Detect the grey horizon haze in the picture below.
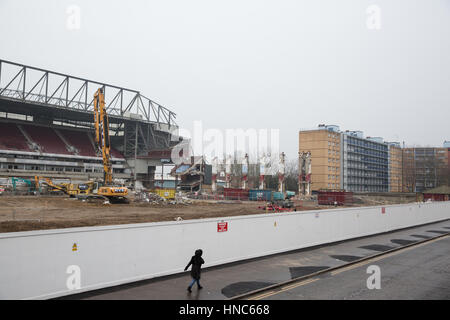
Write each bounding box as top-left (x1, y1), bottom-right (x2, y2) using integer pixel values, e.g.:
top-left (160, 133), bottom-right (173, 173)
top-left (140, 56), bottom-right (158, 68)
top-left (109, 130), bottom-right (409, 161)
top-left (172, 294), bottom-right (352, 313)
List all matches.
top-left (0, 0), bottom-right (449, 160)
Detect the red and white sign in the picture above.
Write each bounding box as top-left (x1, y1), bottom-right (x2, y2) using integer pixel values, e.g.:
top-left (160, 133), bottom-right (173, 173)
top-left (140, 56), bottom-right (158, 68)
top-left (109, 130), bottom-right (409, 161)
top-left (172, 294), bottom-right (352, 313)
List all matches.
top-left (217, 221), bottom-right (228, 232)
top-left (381, 207), bottom-right (386, 214)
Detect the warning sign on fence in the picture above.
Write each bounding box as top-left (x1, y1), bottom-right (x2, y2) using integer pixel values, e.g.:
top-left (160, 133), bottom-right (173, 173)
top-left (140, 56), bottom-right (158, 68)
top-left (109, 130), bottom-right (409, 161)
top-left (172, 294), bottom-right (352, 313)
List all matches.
top-left (217, 221), bottom-right (228, 232)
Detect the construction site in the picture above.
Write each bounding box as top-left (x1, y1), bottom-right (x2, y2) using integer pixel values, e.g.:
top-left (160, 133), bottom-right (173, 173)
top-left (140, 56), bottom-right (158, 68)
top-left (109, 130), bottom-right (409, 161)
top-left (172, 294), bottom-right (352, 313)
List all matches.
top-left (2, 1), bottom-right (450, 304)
top-left (0, 59), bottom-right (445, 234)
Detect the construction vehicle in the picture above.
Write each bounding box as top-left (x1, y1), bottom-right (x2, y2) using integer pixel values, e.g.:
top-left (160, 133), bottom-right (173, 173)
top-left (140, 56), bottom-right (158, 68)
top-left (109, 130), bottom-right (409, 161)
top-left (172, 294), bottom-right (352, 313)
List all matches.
top-left (11, 177), bottom-right (37, 193)
top-left (62, 181), bottom-right (97, 198)
top-left (91, 88), bottom-right (129, 203)
top-left (258, 190), bottom-right (296, 212)
top-left (35, 176), bottom-right (65, 194)
top-left (35, 176), bottom-right (95, 197)
top-left (276, 190), bottom-right (296, 208)
top-left (31, 89), bottom-right (128, 203)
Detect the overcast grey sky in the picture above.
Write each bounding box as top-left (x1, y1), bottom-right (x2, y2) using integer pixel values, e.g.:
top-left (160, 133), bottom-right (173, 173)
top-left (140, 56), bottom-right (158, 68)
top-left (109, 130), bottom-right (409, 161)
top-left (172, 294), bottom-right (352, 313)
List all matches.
top-left (1, 0), bottom-right (449, 160)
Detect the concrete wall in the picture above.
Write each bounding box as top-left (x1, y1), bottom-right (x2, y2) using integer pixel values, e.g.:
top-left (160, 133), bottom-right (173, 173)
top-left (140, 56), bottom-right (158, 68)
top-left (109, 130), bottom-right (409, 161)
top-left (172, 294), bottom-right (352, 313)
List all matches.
top-left (1, 201), bottom-right (449, 300)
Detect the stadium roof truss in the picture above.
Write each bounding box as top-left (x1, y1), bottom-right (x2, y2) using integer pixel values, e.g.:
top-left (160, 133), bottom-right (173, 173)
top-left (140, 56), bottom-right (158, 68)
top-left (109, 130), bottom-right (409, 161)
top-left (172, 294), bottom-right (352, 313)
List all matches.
top-left (0, 59), bottom-right (177, 128)
top-left (0, 59), bottom-right (179, 158)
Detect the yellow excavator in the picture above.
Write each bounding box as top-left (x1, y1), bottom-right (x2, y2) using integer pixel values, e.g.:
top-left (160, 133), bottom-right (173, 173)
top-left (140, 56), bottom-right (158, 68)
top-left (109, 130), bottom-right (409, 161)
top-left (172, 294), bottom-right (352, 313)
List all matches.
top-left (34, 89), bottom-right (128, 203)
top-left (91, 87), bottom-right (129, 203)
top-left (35, 176), bottom-right (95, 197)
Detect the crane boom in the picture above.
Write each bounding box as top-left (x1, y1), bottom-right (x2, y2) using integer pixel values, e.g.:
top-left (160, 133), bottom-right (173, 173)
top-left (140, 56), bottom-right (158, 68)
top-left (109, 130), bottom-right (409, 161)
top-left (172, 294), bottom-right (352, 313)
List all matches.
top-left (92, 87), bottom-right (128, 203)
top-left (94, 88), bottom-right (113, 185)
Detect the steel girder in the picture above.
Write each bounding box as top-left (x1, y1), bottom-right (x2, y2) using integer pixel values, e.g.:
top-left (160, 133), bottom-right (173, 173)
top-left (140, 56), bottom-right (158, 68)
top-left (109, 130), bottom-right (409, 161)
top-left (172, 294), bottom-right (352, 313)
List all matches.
top-left (0, 59), bottom-right (177, 129)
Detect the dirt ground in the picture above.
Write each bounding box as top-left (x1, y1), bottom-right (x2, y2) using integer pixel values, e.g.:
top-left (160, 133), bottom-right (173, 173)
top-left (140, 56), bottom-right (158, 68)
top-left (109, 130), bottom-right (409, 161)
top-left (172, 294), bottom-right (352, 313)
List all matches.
top-left (0, 196), bottom-right (294, 233)
top-left (0, 194), bottom-right (416, 233)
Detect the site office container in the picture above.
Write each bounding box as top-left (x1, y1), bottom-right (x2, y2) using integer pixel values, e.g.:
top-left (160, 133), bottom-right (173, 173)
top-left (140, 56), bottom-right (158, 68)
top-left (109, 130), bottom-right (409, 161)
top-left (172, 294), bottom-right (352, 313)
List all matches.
top-left (272, 192), bottom-right (285, 201)
top-left (318, 190), bottom-right (353, 205)
top-left (286, 191), bottom-right (296, 198)
top-left (223, 188), bottom-right (249, 200)
top-left (248, 189), bottom-right (272, 201)
top-left (423, 193), bottom-right (448, 201)
top-left (150, 188), bottom-right (176, 200)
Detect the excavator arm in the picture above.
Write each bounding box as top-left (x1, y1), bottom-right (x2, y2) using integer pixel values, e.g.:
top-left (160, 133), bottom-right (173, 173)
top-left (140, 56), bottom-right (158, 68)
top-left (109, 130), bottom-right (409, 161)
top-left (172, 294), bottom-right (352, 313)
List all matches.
top-left (93, 88), bottom-right (113, 185)
top-left (92, 88), bottom-right (128, 203)
top-left (35, 176), bottom-right (68, 194)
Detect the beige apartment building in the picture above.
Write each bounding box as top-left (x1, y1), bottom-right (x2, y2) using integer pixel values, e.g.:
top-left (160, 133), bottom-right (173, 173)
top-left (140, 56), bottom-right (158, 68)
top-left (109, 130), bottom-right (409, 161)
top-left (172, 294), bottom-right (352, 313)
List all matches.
top-left (300, 125), bottom-right (400, 193)
top-left (299, 125), bottom-right (341, 191)
top-left (388, 143), bottom-right (403, 192)
top-left (300, 126), bottom-right (448, 194)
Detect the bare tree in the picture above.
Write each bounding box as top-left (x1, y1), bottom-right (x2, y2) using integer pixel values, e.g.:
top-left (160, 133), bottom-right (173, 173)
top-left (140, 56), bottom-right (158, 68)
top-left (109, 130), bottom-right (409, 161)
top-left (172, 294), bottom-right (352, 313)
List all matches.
top-left (285, 159), bottom-right (299, 192)
top-left (402, 149), bottom-right (415, 192)
top-left (402, 148), bottom-right (450, 192)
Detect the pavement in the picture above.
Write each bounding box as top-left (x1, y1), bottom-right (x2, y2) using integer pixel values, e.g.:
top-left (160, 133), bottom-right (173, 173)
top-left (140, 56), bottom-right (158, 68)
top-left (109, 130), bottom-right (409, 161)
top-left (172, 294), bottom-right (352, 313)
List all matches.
top-left (61, 219), bottom-right (450, 300)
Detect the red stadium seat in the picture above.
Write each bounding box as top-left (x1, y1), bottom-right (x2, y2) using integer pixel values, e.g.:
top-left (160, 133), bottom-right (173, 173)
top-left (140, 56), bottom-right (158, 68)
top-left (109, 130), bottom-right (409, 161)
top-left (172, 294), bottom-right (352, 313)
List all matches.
top-left (110, 148), bottom-right (124, 159)
top-left (23, 125), bottom-right (71, 155)
top-left (0, 123), bottom-right (124, 159)
top-left (0, 123), bottom-right (31, 151)
top-left (59, 129), bottom-right (97, 157)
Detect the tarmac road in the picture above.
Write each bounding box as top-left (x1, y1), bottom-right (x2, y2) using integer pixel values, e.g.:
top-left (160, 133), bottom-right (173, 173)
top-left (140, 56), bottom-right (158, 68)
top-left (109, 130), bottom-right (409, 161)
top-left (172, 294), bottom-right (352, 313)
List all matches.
top-left (61, 219), bottom-right (450, 300)
top-left (254, 235), bottom-right (450, 300)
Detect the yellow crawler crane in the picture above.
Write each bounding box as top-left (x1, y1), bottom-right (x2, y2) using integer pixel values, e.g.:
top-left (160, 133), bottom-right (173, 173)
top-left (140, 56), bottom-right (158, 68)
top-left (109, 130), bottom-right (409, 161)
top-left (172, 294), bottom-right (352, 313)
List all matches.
top-left (92, 88), bottom-right (129, 203)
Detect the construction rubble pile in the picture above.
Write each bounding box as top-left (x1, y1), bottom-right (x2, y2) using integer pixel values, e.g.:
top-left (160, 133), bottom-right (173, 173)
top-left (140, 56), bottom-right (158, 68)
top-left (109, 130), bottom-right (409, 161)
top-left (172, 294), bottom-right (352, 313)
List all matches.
top-left (134, 191), bottom-right (193, 205)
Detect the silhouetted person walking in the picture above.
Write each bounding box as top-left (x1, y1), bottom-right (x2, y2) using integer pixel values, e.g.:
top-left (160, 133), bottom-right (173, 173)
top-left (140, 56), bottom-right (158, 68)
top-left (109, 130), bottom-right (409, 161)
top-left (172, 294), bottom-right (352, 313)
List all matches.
top-left (184, 249), bottom-right (204, 292)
